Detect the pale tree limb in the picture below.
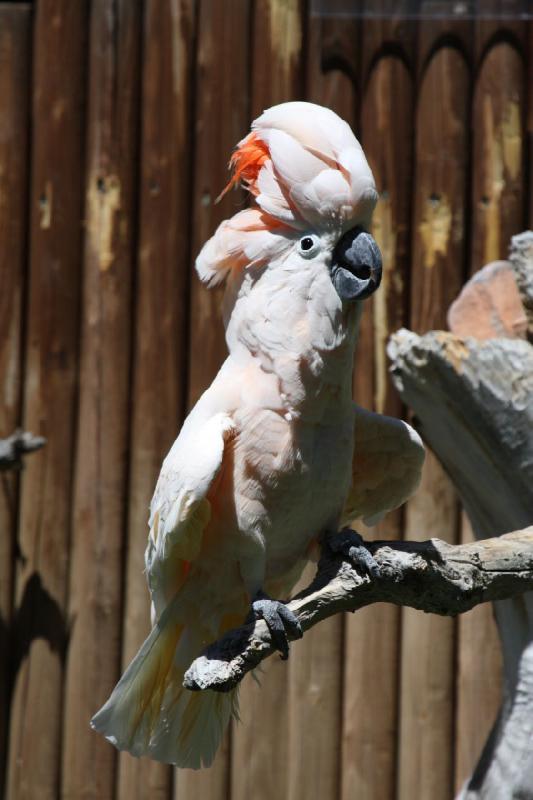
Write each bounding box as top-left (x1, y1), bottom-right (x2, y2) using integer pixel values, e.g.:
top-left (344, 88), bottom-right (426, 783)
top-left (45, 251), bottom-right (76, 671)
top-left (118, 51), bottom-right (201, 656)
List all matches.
top-left (0, 430), bottom-right (46, 471)
top-left (184, 526), bottom-right (533, 693)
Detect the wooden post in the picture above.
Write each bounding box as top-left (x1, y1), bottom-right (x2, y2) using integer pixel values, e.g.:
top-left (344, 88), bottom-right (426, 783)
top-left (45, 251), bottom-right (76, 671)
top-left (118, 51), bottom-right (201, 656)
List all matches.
top-left (397, 44), bottom-right (470, 800)
top-left (0, 6), bottom-right (31, 795)
top-left (62, 2), bottom-right (142, 798)
top-left (6, 3), bottom-right (88, 798)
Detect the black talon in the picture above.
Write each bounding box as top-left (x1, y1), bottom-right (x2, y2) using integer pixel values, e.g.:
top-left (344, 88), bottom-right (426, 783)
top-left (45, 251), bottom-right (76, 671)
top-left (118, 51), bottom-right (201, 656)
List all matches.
top-left (328, 528), bottom-right (381, 579)
top-left (250, 591), bottom-right (303, 660)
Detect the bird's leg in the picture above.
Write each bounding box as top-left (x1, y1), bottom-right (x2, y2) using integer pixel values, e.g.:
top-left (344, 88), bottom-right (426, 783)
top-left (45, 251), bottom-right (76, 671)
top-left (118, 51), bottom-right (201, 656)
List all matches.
top-left (327, 527), bottom-right (381, 579)
top-left (247, 590), bottom-right (303, 660)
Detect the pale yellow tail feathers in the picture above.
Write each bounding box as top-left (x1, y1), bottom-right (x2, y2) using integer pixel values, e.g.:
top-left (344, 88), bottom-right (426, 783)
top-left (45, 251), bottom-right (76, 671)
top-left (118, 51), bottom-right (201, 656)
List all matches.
top-left (91, 604), bottom-right (238, 769)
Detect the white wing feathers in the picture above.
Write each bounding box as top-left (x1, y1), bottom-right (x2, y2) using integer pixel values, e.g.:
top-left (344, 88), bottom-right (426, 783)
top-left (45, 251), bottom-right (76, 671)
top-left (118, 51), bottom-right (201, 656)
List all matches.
top-left (343, 405), bottom-right (425, 528)
top-left (145, 412), bottom-right (235, 618)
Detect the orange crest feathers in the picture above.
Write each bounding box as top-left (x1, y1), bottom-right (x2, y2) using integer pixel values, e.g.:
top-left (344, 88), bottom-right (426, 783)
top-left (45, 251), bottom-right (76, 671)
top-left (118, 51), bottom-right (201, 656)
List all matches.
top-left (216, 132), bottom-right (270, 203)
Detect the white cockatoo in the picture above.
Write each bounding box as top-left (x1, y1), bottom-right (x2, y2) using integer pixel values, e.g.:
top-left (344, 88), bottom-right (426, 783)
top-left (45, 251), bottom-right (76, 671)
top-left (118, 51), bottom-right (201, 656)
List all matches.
top-left (91, 101), bottom-right (424, 769)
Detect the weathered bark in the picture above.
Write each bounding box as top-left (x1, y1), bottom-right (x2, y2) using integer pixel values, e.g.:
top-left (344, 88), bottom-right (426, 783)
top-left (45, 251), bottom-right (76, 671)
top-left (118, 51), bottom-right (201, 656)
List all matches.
top-left (388, 233), bottom-right (533, 800)
top-left (184, 528), bottom-right (533, 693)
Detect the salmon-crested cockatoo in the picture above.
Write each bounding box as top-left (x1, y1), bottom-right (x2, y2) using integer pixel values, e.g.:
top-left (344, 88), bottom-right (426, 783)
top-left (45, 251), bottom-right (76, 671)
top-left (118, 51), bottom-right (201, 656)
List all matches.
top-left (91, 101), bottom-right (424, 769)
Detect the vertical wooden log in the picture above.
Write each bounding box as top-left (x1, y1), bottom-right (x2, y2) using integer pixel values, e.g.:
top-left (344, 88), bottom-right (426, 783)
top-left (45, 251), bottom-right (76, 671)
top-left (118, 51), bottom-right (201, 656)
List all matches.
top-left (5, 3), bottom-right (88, 798)
top-left (340, 52), bottom-right (414, 800)
top-left (61, 3), bottom-right (142, 798)
top-left (186, 0), bottom-right (251, 411)
top-left (230, 4), bottom-right (304, 800)
top-left (471, 43), bottom-right (525, 274)
top-left (0, 6), bottom-right (31, 795)
top-left (250, 0), bottom-right (303, 118)
top-left (399, 45), bottom-right (470, 800)
top-left (454, 39), bottom-right (525, 792)
top-left (176, 3), bottom-right (251, 799)
top-left (116, 2), bottom-right (195, 799)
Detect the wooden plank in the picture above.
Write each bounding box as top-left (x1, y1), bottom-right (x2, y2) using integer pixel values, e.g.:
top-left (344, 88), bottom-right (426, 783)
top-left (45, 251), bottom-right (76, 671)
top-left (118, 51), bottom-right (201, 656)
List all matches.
top-left (5, 3), bottom-right (88, 798)
top-left (453, 38), bottom-right (526, 792)
top-left (399, 44), bottom-right (469, 800)
top-left (186, 0), bottom-right (252, 411)
top-left (250, 0), bottom-right (303, 119)
top-left (341, 53), bottom-right (414, 800)
top-left (230, 4), bottom-right (306, 799)
top-left (176, 3), bottom-right (251, 799)
top-left (470, 42), bottom-right (525, 274)
top-left (61, 2), bottom-right (142, 798)
top-left (116, 2), bottom-right (195, 798)
top-left (0, 6), bottom-right (31, 795)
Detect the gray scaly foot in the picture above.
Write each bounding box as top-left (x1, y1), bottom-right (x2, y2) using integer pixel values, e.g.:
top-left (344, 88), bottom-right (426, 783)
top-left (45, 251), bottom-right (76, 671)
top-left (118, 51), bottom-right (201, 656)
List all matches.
top-left (249, 591), bottom-right (303, 660)
top-left (328, 527), bottom-right (381, 579)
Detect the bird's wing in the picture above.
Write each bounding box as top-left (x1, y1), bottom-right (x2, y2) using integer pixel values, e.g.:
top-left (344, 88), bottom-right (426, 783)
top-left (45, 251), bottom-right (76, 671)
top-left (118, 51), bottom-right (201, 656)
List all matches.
top-left (145, 412), bottom-right (235, 619)
top-left (342, 405), bottom-right (425, 527)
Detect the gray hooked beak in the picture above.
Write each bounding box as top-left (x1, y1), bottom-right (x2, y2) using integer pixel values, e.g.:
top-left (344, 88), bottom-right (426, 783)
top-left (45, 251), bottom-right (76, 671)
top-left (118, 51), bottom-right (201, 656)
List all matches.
top-left (330, 227), bottom-right (383, 302)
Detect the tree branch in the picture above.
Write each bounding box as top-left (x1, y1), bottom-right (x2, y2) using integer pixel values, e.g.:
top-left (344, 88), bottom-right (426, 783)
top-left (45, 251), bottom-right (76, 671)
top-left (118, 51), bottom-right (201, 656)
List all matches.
top-left (183, 527), bottom-right (533, 693)
top-left (0, 430), bottom-right (46, 471)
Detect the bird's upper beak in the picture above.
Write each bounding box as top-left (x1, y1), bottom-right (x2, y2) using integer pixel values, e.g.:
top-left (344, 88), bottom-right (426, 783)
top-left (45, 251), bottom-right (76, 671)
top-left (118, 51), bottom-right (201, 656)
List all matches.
top-left (330, 227), bottom-right (382, 302)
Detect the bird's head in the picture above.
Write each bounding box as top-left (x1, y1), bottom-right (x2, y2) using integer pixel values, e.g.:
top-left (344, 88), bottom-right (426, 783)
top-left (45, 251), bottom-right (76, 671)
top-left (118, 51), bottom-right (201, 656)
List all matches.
top-left (196, 101), bottom-right (382, 308)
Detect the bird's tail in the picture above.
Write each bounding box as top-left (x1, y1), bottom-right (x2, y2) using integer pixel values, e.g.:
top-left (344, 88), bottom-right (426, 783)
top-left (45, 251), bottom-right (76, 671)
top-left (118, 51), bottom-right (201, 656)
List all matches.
top-left (90, 600), bottom-right (238, 770)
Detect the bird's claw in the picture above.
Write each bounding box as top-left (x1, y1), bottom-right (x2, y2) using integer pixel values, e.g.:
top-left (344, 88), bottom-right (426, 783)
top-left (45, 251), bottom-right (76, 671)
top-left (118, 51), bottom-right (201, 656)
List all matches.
top-left (328, 528), bottom-right (381, 579)
top-left (250, 591), bottom-right (303, 660)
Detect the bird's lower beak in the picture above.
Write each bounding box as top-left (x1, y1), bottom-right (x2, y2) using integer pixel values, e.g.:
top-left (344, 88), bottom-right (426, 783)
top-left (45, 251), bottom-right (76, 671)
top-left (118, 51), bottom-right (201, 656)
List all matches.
top-left (330, 227), bottom-right (383, 302)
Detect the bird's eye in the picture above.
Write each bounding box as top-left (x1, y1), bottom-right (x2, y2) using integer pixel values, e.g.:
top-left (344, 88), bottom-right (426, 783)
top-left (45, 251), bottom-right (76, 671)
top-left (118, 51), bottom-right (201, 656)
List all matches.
top-left (298, 234), bottom-right (320, 259)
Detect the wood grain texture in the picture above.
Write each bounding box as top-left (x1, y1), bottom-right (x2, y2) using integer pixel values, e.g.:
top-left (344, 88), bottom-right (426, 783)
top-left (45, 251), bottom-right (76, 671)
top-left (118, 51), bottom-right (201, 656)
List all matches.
top-left (5, 3), bottom-right (88, 798)
top-left (0, 6), bottom-right (31, 795)
top-left (116, 2), bottom-right (196, 798)
top-left (61, 2), bottom-right (142, 798)
top-left (398, 46), bottom-right (469, 800)
top-left (251, 0), bottom-right (303, 119)
top-left (471, 43), bottom-right (525, 275)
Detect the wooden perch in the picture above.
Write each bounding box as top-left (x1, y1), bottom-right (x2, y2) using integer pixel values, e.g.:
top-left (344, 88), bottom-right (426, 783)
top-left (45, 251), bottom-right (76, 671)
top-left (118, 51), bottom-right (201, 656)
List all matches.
top-left (184, 527), bottom-right (533, 693)
top-left (0, 430), bottom-right (46, 471)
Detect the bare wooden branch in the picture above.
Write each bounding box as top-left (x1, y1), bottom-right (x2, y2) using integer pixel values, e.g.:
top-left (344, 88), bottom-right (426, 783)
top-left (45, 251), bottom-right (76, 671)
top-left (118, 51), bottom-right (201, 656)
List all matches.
top-left (0, 430), bottom-right (45, 471)
top-left (183, 527), bottom-right (533, 693)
